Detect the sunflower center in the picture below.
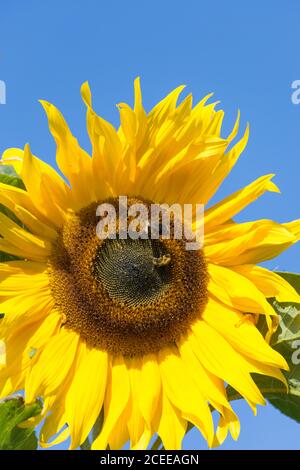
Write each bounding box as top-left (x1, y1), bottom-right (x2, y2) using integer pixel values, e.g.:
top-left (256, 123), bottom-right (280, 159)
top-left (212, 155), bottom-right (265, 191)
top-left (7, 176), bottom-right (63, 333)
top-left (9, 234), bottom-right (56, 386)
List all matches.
top-left (94, 239), bottom-right (172, 308)
top-left (48, 197), bottom-right (208, 356)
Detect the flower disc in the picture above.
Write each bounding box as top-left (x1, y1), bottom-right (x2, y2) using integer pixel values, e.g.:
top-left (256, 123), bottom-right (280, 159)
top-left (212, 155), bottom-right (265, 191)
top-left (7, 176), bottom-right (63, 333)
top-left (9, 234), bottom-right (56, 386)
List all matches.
top-left (48, 198), bottom-right (208, 356)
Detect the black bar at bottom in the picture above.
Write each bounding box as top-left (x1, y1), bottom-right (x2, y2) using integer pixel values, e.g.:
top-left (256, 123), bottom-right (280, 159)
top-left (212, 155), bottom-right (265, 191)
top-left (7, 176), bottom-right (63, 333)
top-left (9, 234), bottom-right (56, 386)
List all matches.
top-left (0, 450), bottom-right (299, 465)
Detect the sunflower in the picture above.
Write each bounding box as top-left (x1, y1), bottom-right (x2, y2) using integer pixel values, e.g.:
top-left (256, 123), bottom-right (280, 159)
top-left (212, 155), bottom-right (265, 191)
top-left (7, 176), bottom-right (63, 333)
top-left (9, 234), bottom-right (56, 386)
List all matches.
top-left (0, 79), bottom-right (299, 450)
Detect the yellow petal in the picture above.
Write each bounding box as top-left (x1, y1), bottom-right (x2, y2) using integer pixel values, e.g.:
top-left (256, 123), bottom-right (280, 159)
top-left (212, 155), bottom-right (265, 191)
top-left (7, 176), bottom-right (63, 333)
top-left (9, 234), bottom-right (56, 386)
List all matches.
top-left (179, 334), bottom-right (241, 445)
top-left (40, 100), bottom-right (95, 209)
top-left (208, 263), bottom-right (276, 316)
top-left (205, 219), bottom-right (297, 265)
top-left (212, 408), bottom-right (240, 447)
top-left (178, 334), bottom-right (232, 411)
top-left (0, 260), bottom-right (49, 297)
top-left (284, 219), bottom-right (300, 238)
top-left (159, 346), bottom-right (214, 447)
top-left (202, 297), bottom-right (288, 369)
top-left (148, 85), bottom-right (186, 129)
top-left (0, 341), bottom-right (5, 366)
top-left (80, 81), bottom-right (122, 199)
top-left (12, 204), bottom-right (57, 241)
top-left (25, 328), bottom-right (79, 402)
top-left (232, 265), bottom-right (300, 303)
top-left (241, 354), bottom-right (288, 389)
top-left (157, 392), bottom-right (187, 450)
top-left (40, 427), bottom-right (69, 448)
top-left (40, 396), bottom-right (70, 448)
top-left (200, 124), bottom-right (249, 204)
top-left (108, 408), bottom-right (130, 450)
top-left (0, 182), bottom-right (54, 228)
top-left (1, 148), bottom-right (23, 174)
top-left (205, 174), bottom-right (279, 231)
top-left (118, 102), bottom-right (137, 145)
top-left (0, 311), bottom-right (62, 398)
top-left (92, 357), bottom-right (130, 450)
top-left (21, 144), bottom-right (71, 226)
top-left (125, 357), bottom-right (149, 449)
top-left (66, 346), bottom-right (108, 450)
top-left (138, 354), bottom-right (161, 430)
top-left (133, 77), bottom-right (148, 153)
top-left (0, 291), bottom-right (53, 339)
top-left (190, 321), bottom-right (265, 407)
top-left (0, 212), bottom-right (52, 262)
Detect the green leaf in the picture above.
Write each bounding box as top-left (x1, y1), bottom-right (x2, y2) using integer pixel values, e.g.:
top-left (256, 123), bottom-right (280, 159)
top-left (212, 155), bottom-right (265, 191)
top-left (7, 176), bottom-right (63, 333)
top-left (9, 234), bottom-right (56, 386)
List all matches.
top-left (0, 172), bottom-right (25, 190)
top-left (0, 396), bottom-right (42, 450)
top-left (276, 272), bottom-right (300, 294)
top-left (265, 273), bottom-right (300, 422)
top-left (0, 165), bottom-right (18, 177)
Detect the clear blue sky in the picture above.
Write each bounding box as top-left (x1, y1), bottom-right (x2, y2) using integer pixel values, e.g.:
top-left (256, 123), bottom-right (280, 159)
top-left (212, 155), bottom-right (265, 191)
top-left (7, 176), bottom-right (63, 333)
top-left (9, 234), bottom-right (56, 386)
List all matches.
top-left (1, 0), bottom-right (300, 450)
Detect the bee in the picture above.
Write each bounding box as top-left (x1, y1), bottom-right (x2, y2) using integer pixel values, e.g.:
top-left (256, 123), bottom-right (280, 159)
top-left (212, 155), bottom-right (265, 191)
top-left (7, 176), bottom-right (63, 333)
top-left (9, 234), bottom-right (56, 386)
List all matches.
top-left (152, 254), bottom-right (171, 267)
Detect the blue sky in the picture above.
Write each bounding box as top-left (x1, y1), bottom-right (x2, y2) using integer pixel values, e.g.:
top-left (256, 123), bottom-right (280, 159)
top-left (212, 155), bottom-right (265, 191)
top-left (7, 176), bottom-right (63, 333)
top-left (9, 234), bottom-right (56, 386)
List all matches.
top-left (1, 0), bottom-right (300, 450)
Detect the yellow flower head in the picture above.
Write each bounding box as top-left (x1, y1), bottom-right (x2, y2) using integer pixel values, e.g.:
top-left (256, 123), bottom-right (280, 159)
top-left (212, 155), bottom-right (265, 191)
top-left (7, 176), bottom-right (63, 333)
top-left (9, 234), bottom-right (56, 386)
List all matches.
top-left (0, 79), bottom-right (299, 450)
